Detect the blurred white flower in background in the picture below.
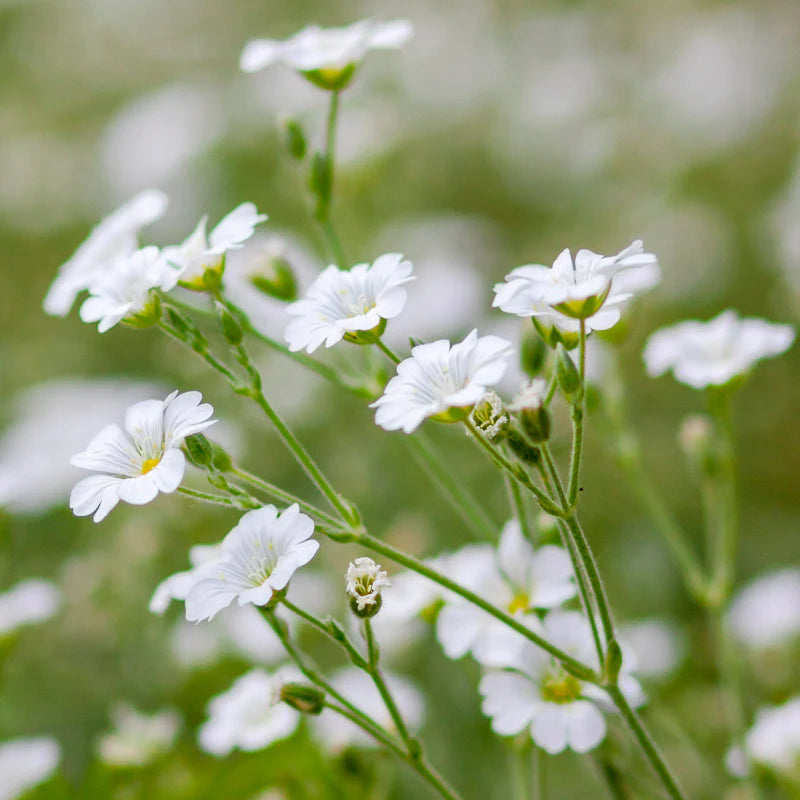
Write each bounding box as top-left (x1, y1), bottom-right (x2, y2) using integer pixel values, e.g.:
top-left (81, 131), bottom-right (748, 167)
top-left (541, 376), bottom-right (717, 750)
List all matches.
top-left (199, 667), bottom-right (301, 756)
top-left (0, 580), bottom-right (61, 637)
top-left (70, 390), bottom-right (215, 522)
top-left (617, 619), bottom-right (687, 681)
top-left (313, 666), bottom-right (424, 751)
top-left (741, 697), bottom-right (800, 778)
top-left (729, 568), bottom-right (800, 651)
top-left (767, 155), bottom-right (800, 299)
top-left (644, 311), bottom-right (795, 389)
top-left (96, 704), bottom-right (181, 768)
top-left (0, 737), bottom-right (60, 800)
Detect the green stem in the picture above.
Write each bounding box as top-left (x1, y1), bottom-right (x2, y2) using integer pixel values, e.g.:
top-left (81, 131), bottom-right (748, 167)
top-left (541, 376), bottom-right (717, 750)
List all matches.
top-left (322, 700), bottom-right (406, 758)
top-left (176, 486), bottom-right (244, 509)
top-left (567, 322), bottom-right (586, 507)
top-left (375, 338), bottom-right (402, 364)
top-left (319, 91), bottom-right (347, 268)
top-left (158, 320), bottom-right (240, 386)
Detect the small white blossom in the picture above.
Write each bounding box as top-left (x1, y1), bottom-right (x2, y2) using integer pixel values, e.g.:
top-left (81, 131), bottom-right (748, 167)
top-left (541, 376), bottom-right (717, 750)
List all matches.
top-left (96, 704), bottom-right (181, 767)
top-left (493, 241), bottom-right (659, 332)
top-left (79, 246), bottom-right (178, 332)
top-left (43, 189), bottom-right (167, 317)
top-left (240, 20), bottom-right (412, 84)
top-left (0, 579), bottom-right (61, 637)
top-left (345, 557), bottom-right (391, 611)
top-left (70, 390), bottom-right (215, 522)
top-left (372, 329), bottom-right (514, 433)
top-left (469, 390), bottom-right (508, 441)
top-left (163, 203), bottom-right (267, 289)
top-left (0, 737), bottom-right (60, 800)
top-left (509, 378), bottom-right (548, 412)
top-left (644, 310), bottom-right (795, 389)
top-left (617, 619), bottom-right (687, 681)
top-left (149, 544), bottom-right (222, 615)
top-left (742, 697), bottom-right (800, 776)
top-left (185, 504), bottom-right (318, 622)
top-left (729, 568), bottom-right (800, 650)
top-left (284, 253), bottom-right (414, 353)
top-left (199, 667), bottom-right (301, 756)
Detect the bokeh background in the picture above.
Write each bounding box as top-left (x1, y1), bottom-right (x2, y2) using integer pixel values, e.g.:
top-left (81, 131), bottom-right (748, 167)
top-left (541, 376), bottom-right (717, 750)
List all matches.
top-left (1, 0), bottom-right (799, 798)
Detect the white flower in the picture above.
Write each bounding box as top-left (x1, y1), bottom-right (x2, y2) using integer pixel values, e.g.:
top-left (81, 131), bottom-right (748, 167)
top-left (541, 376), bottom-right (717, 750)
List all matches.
top-left (198, 667), bottom-right (301, 756)
top-left (149, 544), bottom-right (222, 615)
top-left (644, 310), bottom-right (795, 389)
top-left (469, 390), bottom-right (509, 441)
top-left (185, 504), bottom-right (318, 622)
top-left (509, 378), bottom-right (548, 412)
top-left (163, 203), bottom-right (267, 289)
top-left (436, 521), bottom-right (576, 666)
top-left (240, 19), bottom-right (413, 88)
top-left (313, 666), bottom-right (424, 751)
top-left (743, 697), bottom-right (800, 776)
top-left (617, 619), bottom-right (686, 681)
top-left (69, 390), bottom-right (215, 522)
top-left (284, 253), bottom-right (414, 353)
top-left (479, 610), bottom-right (641, 754)
top-left (728, 568), bottom-right (800, 650)
top-left (0, 737), bottom-right (60, 800)
top-left (345, 557), bottom-right (391, 611)
top-left (79, 246), bottom-right (178, 332)
top-left (493, 241), bottom-right (659, 333)
top-left (0, 580), bottom-right (61, 637)
top-left (372, 329), bottom-right (514, 433)
top-left (96, 704), bottom-right (181, 767)
top-left (43, 189), bottom-right (167, 317)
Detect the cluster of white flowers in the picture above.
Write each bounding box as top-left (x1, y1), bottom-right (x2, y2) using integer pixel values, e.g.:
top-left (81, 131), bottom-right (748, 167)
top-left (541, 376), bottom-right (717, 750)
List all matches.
top-left (96, 704), bottom-right (182, 768)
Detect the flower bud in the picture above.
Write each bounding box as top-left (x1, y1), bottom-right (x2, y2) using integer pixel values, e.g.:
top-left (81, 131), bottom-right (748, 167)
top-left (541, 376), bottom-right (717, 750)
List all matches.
top-left (469, 391), bottom-right (509, 442)
top-left (249, 256), bottom-right (298, 302)
top-left (184, 433), bottom-right (214, 467)
top-left (211, 443), bottom-right (233, 473)
top-left (346, 557), bottom-right (390, 618)
top-left (510, 380), bottom-right (551, 444)
top-left (282, 117), bottom-right (307, 160)
top-left (506, 428), bottom-right (541, 466)
top-left (215, 302), bottom-right (243, 346)
top-left (532, 318), bottom-right (579, 351)
top-left (520, 327), bottom-right (548, 376)
top-left (310, 152), bottom-right (332, 216)
top-left (280, 682), bottom-right (325, 715)
top-left (556, 345), bottom-right (582, 396)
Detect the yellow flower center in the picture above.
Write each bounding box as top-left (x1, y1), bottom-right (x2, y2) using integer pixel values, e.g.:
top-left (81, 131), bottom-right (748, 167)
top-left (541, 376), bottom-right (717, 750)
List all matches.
top-left (507, 593), bottom-right (529, 615)
top-left (141, 458), bottom-right (160, 474)
top-left (541, 673), bottom-right (582, 704)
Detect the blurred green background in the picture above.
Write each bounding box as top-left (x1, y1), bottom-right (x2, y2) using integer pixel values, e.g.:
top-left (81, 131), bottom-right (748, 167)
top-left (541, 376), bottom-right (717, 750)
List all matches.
top-left (1, 0), bottom-right (799, 798)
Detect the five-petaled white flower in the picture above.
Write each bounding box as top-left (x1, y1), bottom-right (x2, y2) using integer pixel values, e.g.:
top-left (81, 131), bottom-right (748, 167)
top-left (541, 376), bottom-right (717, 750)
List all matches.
top-left (493, 240), bottom-right (659, 333)
top-left (79, 246), bottom-right (178, 332)
top-left (69, 390), bottom-right (215, 522)
top-left (184, 504), bottom-right (319, 622)
top-left (285, 253), bottom-right (414, 353)
top-left (198, 667), bottom-right (301, 756)
top-left (643, 310), bottom-right (795, 389)
top-left (0, 579), bottom-right (61, 637)
top-left (0, 737), bottom-right (60, 800)
top-left (43, 189), bottom-right (168, 317)
top-left (346, 557), bottom-right (391, 611)
top-left (163, 203), bottom-right (267, 290)
top-left (372, 329), bottom-right (514, 433)
top-left (436, 521), bottom-right (576, 666)
top-left (240, 19), bottom-right (413, 90)
top-left (96, 705), bottom-right (181, 768)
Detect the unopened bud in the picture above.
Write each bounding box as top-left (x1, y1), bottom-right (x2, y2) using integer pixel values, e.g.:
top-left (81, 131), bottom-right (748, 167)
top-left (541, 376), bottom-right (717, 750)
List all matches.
top-left (521, 327), bottom-right (548, 376)
top-left (184, 433), bottom-right (214, 467)
top-left (282, 118), bottom-right (307, 160)
top-left (556, 345), bottom-right (581, 396)
top-left (250, 256), bottom-right (298, 302)
top-left (510, 380), bottom-right (551, 443)
top-left (216, 302), bottom-right (243, 346)
top-left (506, 428), bottom-right (541, 466)
top-left (280, 683), bottom-right (325, 715)
top-left (470, 391), bottom-right (509, 442)
top-left (211, 443), bottom-right (233, 473)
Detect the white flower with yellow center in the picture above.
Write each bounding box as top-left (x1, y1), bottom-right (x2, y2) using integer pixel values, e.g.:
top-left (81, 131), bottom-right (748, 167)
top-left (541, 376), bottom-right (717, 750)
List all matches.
top-left (0, 737), bottom-right (60, 800)
top-left (372, 329), bottom-right (514, 433)
top-left (284, 253), bottom-right (414, 353)
top-left (69, 390), bottom-right (215, 522)
top-left (240, 19), bottom-right (413, 91)
top-left (345, 557), bottom-right (390, 611)
top-left (44, 189), bottom-right (168, 317)
top-left (163, 203), bottom-right (267, 290)
top-left (644, 310), bottom-right (795, 389)
top-left (96, 705), bottom-right (181, 768)
top-left (184, 504), bottom-right (318, 622)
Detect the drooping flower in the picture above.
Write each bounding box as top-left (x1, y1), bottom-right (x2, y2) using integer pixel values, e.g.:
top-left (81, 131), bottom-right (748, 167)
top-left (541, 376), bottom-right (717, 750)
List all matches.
top-left (284, 253), bottom-right (414, 353)
top-left (436, 521), bottom-right (576, 666)
top-left (493, 241), bottom-right (659, 334)
top-left (198, 667), bottom-right (301, 756)
top-left (240, 20), bottom-right (413, 90)
top-left (69, 390), bottom-right (215, 522)
top-left (163, 203), bottom-right (267, 290)
top-left (742, 697), bottom-right (800, 777)
top-left (96, 705), bottom-right (181, 768)
top-left (0, 737), bottom-right (60, 800)
top-left (184, 504), bottom-right (318, 622)
top-left (372, 329), bottom-right (514, 433)
top-left (345, 557), bottom-right (390, 613)
top-left (643, 310), bottom-right (795, 389)
top-left (0, 579), bottom-right (61, 637)
top-left (79, 246), bottom-right (179, 332)
top-left (43, 189), bottom-right (168, 317)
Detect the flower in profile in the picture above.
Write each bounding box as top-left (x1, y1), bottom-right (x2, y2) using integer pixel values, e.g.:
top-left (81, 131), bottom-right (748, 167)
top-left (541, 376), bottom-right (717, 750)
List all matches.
top-left (284, 253), bottom-right (414, 353)
top-left (198, 667), bottom-right (301, 756)
top-left (43, 189), bottom-right (167, 317)
top-left (0, 579), bottom-right (61, 637)
top-left (185, 504), bottom-right (318, 622)
top-left (240, 20), bottom-right (413, 90)
top-left (96, 705), bottom-right (181, 768)
top-left (149, 544), bottom-right (222, 615)
top-left (643, 310), bottom-right (795, 389)
top-left (741, 697), bottom-right (800, 777)
top-left (69, 390), bottom-right (215, 522)
top-left (372, 329), bottom-right (514, 433)
top-left (163, 203), bottom-right (267, 291)
top-left (0, 737), bottom-right (60, 800)
top-left (346, 557), bottom-right (390, 614)
top-left (436, 521), bottom-right (576, 666)
top-left (78, 246), bottom-right (178, 332)
top-left (493, 240), bottom-right (659, 334)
